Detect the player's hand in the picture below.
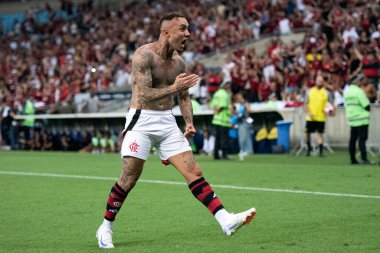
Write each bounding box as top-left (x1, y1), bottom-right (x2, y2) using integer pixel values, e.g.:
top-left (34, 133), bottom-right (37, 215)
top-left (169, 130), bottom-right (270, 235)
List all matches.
top-left (184, 123), bottom-right (196, 139)
top-left (173, 73), bottom-right (199, 93)
top-left (308, 113), bottom-right (314, 120)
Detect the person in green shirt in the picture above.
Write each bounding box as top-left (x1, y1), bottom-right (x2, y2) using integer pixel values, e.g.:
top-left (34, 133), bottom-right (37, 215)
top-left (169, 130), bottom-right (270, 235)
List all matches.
top-left (210, 81), bottom-right (231, 160)
top-left (344, 74), bottom-right (373, 165)
top-left (21, 98), bottom-right (35, 150)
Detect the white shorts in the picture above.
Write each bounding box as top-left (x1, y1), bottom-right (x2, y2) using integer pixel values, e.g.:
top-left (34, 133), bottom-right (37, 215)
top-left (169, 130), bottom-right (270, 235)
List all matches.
top-left (120, 108), bottom-right (191, 161)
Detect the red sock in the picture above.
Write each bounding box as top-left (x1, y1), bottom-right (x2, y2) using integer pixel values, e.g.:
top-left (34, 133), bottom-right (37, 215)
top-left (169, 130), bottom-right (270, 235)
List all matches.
top-left (189, 177), bottom-right (224, 215)
top-left (104, 182), bottom-right (129, 221)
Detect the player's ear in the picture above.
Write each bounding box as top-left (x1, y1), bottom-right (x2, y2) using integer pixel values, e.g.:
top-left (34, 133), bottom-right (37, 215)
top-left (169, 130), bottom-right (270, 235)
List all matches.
top-left (163, 28), bottom-right (170, 38)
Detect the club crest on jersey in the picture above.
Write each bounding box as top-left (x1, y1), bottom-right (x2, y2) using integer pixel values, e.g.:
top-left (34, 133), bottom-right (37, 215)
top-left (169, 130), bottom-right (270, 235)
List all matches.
top-left (129, 140), bottom-right (139, 152)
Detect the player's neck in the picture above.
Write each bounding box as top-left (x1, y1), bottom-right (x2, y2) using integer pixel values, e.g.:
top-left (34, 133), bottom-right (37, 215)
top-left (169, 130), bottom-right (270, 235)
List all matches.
top-left (155, 39), bottom-right (174, 60)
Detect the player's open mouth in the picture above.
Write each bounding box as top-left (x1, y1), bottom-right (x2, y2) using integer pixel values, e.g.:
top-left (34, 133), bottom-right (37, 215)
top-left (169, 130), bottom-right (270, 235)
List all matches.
top-left (179, 40), bottom-right (186, 50)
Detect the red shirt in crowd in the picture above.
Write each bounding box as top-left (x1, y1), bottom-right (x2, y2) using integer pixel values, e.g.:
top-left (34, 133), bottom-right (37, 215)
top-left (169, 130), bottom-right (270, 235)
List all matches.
top-left (259, 82), bottom-right (272, 101)
top-left (60, 83), bottom-right (72, 101)
top-left (285, 72), bottom-right (302, 88)
top-left (249, 78), bottom-right (260, 93)
top-left (306, 76), bottom-right (316, 88)
top-left (207, 75), bottom-right (222, 94)
top-left (362, 57), bottom-right (380, 79)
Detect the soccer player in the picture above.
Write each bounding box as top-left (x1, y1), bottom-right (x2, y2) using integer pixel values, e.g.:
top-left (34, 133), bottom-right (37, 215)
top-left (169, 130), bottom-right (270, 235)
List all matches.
top-left (96, 13), bottom-right (256, 249)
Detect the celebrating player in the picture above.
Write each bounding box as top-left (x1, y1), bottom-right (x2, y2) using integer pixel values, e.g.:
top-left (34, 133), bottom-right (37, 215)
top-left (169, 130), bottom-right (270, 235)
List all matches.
top-left (96, 13), bottom-right (256, 249)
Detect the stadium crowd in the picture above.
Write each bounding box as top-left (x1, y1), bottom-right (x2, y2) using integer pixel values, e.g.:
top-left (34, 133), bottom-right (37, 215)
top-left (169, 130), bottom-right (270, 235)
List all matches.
top-left (1, 0), bottom-right (380, 151)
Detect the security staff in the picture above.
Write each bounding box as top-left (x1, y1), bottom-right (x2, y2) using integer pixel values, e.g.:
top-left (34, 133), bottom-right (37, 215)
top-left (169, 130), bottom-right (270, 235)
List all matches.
top-left (210, 81), bottom-right (231, 160)
top-left (344, 74), bottom-right (373, 165)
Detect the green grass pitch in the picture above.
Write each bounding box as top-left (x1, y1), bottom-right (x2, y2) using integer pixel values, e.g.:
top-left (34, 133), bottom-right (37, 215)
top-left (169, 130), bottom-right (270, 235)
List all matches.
top-left (0, 150), bottom-right (380, 253)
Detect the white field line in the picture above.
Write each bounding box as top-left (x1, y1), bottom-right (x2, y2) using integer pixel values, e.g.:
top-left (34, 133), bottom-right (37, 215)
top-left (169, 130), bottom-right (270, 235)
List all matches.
top-left (1, 170), bottom-right (380, 199)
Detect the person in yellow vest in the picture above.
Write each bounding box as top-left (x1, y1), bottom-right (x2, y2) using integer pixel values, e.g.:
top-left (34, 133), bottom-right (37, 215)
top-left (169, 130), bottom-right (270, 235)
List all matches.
top-left (304, 75), bottom-right (335, 157)
top-left (99, 130), bottom-right (108, 153)
top-left (210, 81), bottom-right (231, 160)
top-left (344, 74), bottom-right (374, 165)
top-left (21, 98), bottom-right (35, 150)
top-left (103, 131), bottom-right (116, 153)
top-left (91, 130), bottom-right (101, 154)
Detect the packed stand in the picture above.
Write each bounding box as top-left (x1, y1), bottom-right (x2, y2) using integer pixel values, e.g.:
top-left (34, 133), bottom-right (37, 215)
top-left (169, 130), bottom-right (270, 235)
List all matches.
top-left (0, 0), bottom-right (319, 115)
top-left (203, 0), bottom-right (380, 108)
top-left (2, 0), bottom-right (380, 152)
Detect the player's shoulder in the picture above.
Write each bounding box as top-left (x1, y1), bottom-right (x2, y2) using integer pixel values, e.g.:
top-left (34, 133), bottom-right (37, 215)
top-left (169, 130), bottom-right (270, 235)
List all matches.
top-left (132, 44), bottom-right (155, 60)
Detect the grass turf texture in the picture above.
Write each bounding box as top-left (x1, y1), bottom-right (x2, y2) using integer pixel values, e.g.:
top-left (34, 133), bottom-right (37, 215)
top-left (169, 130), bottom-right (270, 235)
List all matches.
top-left (0, 150), bottom-right (379, 253)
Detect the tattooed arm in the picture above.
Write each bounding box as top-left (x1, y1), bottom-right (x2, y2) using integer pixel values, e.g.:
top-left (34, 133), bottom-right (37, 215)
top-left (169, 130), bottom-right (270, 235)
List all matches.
top-left (131, 48), bottom-right (199, 108)
top-left (175, 57), bottom-right (193, 125)
top-left (179, 90), bottom-right (193, 125)
top-left (179, 90), bottom-right (196, 138)
top-left (173, 57), bottom-right (196, 138)
top-left (180, 89), bottom-right (196, 138)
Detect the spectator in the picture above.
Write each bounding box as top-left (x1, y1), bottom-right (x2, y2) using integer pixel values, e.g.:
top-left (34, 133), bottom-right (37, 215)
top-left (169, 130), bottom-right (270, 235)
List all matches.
top-left (41, 130), bottom-right (53, 151)
top-left (234, 92), bottom-right (254, 160)
top-left (0, 0), bottom-right (379, 123)
top-left (199, 129), bottom-right (215, 156)
top-left (262, 57), bottom-right (276, 84)
top-left (228, 106), bottom-right (240, 155)
top-left (0, 98), bottom-right (18, 149)
top-left (99, 131), bottom-right (114, 153)
top-left (247, 71), bottom-right (261, 103)
top-left (78, 130), bottom-right (92, 151)
top-left (206, 68), bottom-right (223, 97)
top-left (90, 130), bottom-right (101, 154)
top-left (283, 64), bottom-right (304, 101)
top-left (341, 20), bottom-right (359, 47)
top-left (278, 11), bottom-right (293, 35)
top-left (353, 46), bottom-right (380, 87)
top-left (259, 76), bottom-right (274, 102)
top-left (33, 127), bottom-right (42, 150)
top-left (353, 47), bottom-right (380, 103)
top-left (60, 132), bottom-right (71, 151)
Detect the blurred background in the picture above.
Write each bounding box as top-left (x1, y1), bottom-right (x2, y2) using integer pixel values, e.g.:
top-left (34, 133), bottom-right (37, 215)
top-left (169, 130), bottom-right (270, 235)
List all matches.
top-left (0, 0), bottom-right (379, 155)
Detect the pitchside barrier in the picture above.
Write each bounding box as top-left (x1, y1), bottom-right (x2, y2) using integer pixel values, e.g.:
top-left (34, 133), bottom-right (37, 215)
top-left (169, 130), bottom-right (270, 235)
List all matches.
top-left (14, 105), bottom-right (380, 154)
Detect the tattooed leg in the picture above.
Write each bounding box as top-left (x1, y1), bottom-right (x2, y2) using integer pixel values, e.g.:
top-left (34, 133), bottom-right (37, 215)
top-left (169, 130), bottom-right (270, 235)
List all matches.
top-left (117, 156), bottom-right (145, 192)
top-left (101, 156), bottom-right (144, 224)
top-left (169, 151), bottom-right (203, 184)
top-left (170, 151), bottom-right (228, 221)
